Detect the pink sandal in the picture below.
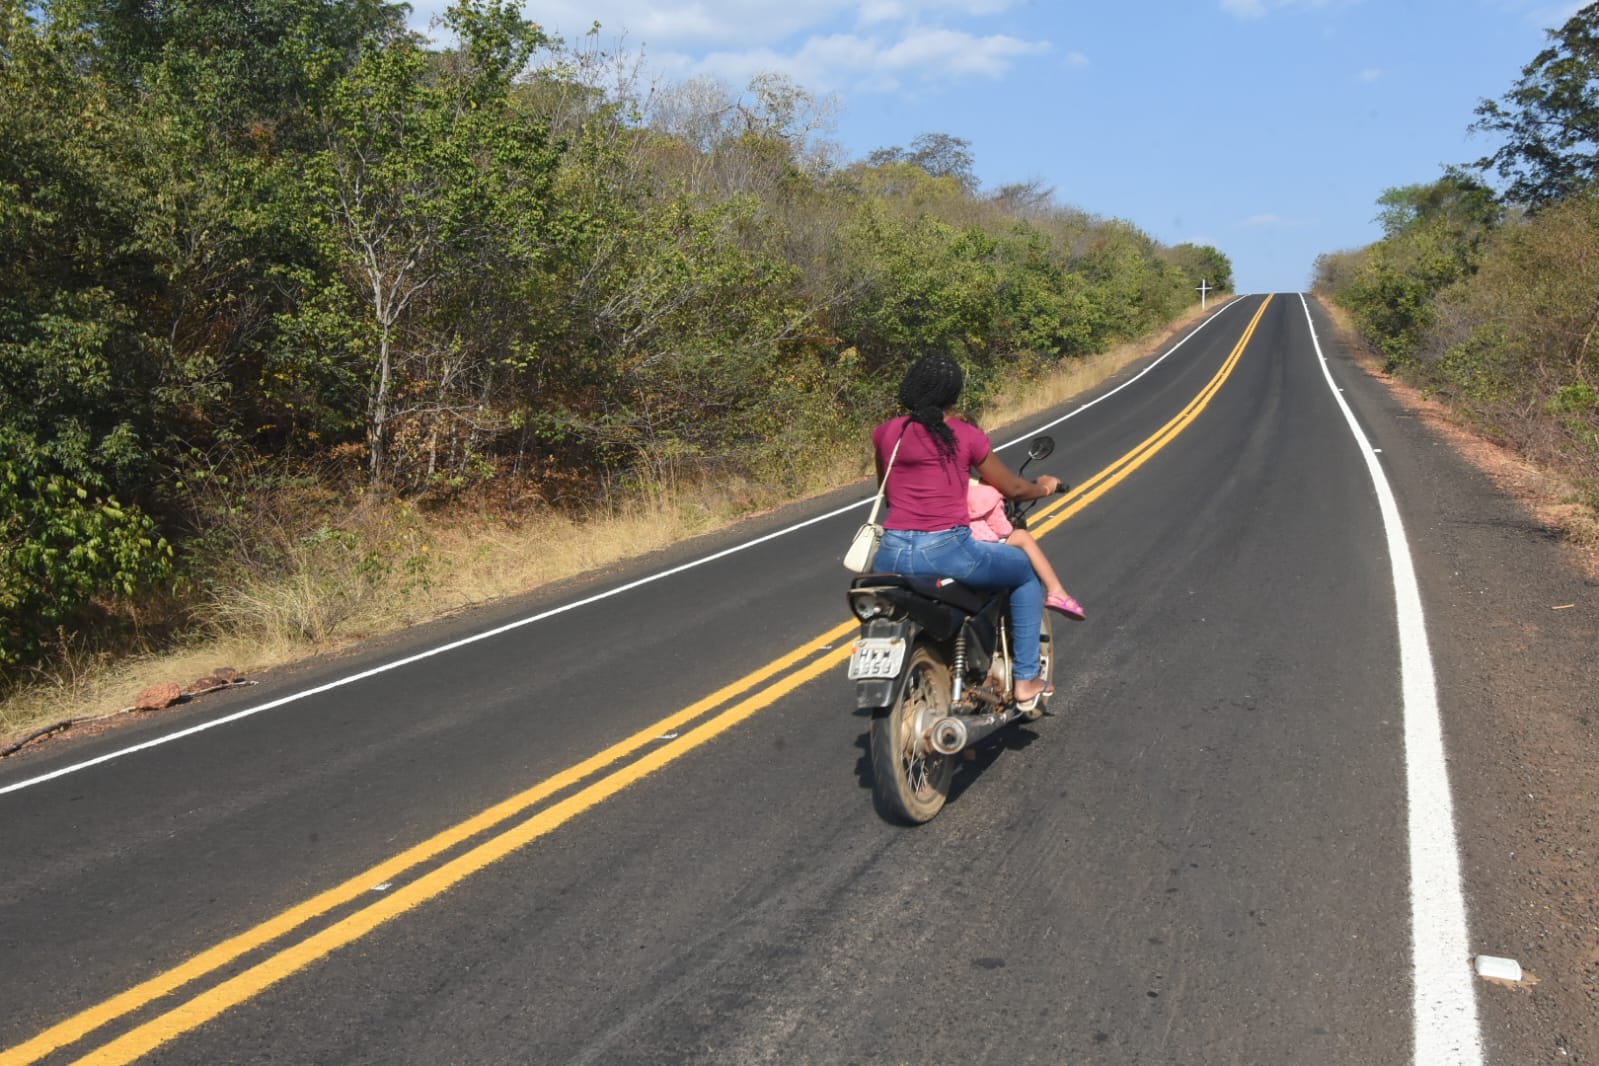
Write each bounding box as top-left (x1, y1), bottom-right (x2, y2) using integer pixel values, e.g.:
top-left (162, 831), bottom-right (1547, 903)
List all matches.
top-left (1045, 592), bottom-right (1085, 621)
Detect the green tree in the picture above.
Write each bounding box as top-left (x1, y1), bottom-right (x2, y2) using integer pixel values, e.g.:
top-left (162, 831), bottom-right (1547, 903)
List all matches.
top-left (1333, 172), bottom-right (1504, 362)
top-left (831, 205), bottom-right (1003, 376)
top-left (1311, 248), bottom-right (1365, 294)
top-left (1, 0), bottom-right (1234, 684)
top-left (867, 132), bottom-right (979, 191)
top-left (1424, 192), bottom-right (1599, 456)
top-left (991, 227), bottom-right (1098, 360)
top-left (1, 4), bottom-right (156, 490)
top-left (1472, 2), bottom-right (1599, 206)
top-left (1073, 219), bottom-right (1183, 341)
top-left (1375, 169), bottom-right (1503, 241)
top-left (1, 437), bottom-right (172, 674)
top-left (291, 0), bottom-right (559, 490)
top-left (1164, 242), bottom-right (1234, 294)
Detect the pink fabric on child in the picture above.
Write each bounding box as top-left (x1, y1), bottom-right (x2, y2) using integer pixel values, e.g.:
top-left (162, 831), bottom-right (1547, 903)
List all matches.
top-left (966, 481), bottom-right (1013, 542)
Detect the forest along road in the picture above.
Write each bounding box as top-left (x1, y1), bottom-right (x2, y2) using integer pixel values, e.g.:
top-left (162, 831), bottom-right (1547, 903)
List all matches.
top-left (2, 293), bottom-right (1592, 1066)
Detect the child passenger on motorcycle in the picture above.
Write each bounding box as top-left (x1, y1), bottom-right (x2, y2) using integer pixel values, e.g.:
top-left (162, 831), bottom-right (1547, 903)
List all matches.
top-left (966, 480), bottom-right (1086, 621)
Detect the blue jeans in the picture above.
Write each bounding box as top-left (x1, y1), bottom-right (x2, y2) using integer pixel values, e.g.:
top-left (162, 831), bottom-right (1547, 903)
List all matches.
top-left (874, 527), bottom-right (1044, 681)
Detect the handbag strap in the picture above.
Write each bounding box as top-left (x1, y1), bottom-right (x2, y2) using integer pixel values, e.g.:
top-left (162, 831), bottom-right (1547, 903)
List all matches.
top-left (865, 423), bottom-right (908, 525)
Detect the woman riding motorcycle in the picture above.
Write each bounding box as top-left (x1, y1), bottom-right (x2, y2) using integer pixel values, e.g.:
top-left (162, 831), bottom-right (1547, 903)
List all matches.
top-left (869, 352), bottom-right (1063, 711)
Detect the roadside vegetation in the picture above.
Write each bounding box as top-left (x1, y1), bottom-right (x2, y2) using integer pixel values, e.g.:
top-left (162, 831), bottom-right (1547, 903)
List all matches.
top-left (1313, 3), bottom-right (1599, 516)
top-left (0, 308), bottom-right (1221, 749)
top-left (0, 0), bottom-right (1232, 741)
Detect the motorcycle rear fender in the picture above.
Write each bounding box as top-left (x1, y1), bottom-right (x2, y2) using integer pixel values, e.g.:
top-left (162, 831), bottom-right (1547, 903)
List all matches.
top-left (854, 617), bottom-right (916, 715)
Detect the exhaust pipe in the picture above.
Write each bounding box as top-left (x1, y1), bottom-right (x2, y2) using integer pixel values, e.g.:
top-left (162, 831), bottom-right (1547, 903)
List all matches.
top-left (926, 711), bottom-right (1013, 755)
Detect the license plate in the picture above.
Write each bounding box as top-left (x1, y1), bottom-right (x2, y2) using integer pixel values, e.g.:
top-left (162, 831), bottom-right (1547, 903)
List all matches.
top-left (848, 637), bottom-right (907, 679)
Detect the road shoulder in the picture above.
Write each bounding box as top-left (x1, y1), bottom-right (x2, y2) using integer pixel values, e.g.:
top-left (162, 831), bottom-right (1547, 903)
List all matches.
top-left (1308, 295), bottom-right (1599, 1064)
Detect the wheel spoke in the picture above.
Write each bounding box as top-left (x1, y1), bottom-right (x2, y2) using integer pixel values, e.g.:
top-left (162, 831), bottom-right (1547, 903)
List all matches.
top-left (870, 646), bottom-right (953, 823)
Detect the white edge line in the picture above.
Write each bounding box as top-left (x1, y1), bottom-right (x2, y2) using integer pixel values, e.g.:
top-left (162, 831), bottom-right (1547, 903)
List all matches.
top-left (0, 301), bottom-right (1247, 798)
top-left (1298, 294), bottom-right (1482, 1065)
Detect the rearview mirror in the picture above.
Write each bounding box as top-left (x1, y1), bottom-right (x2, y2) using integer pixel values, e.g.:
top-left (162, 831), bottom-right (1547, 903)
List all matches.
top-left (1027, 435), bottom-right (1055, 461)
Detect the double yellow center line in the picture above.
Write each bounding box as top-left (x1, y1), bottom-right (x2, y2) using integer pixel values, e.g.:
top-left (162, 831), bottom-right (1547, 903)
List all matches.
top-left (1029, 294), bottom-right (1272, 537)
top-left (4, 296), bottom-right (1270, 1066)
top-left (1, 629), bottom-right (858, 1066)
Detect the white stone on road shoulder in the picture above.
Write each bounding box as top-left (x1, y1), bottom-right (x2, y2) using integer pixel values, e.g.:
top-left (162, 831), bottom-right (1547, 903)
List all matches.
top-left (1474, 955), bottom-right (1522, 982)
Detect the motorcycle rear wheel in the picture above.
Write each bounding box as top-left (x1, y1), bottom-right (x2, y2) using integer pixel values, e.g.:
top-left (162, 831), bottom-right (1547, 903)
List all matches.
top-left (870, 644), bottom-right (954, 824)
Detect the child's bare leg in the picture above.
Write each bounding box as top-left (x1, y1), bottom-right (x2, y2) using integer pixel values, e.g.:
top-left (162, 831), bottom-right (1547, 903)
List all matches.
top-left (1003, 528), bottom-right (1068, 597)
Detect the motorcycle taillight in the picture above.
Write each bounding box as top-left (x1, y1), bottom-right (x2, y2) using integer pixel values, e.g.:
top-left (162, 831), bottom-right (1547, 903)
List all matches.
top-left (847, 587), bottom-right (900, 622)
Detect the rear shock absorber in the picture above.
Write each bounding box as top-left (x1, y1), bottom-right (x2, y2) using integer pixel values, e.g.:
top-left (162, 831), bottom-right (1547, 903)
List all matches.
top-left (951, 630), bottom-right (967, 704)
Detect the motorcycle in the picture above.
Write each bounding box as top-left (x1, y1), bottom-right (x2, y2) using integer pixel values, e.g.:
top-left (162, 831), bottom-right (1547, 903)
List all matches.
top-left (846, 435), bottom-right (1063, 824)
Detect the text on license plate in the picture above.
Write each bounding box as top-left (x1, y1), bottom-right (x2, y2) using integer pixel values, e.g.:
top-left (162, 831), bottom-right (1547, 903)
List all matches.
top-left (848, 637), bottom-right (907, 679)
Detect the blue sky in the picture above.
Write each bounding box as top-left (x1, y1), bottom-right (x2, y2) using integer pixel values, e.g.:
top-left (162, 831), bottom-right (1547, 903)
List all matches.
top-left (407, 0), bottom-right (1586, 293)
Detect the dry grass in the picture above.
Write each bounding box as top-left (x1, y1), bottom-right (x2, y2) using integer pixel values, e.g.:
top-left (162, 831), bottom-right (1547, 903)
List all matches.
top-left (0, 479), bottom-right (795, 752)
top-left (0, 632), bottom-right (296, 752)
top-left (0, 299), bottom-right (1233, 753)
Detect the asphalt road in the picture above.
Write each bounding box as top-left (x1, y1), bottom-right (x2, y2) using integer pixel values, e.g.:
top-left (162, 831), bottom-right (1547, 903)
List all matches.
top-left (1, 294), bottom-right (1567, 1064)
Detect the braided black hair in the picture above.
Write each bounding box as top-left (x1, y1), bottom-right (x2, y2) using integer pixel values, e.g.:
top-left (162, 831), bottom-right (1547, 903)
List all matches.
top-left (897, 351), bottom-right (964, 459)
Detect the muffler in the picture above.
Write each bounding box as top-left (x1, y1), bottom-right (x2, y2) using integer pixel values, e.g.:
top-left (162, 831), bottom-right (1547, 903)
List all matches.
top-left (926, 710), bottom-right (1014, 755)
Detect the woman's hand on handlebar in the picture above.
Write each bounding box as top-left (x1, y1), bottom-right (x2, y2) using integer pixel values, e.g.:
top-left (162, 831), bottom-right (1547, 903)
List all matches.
top-left (1034, 474), bottom-right (1062, 498)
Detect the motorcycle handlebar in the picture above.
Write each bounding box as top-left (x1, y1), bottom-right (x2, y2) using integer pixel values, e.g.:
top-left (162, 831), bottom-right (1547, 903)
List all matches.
top-left (1004, 483), bottom-right (1068, 528)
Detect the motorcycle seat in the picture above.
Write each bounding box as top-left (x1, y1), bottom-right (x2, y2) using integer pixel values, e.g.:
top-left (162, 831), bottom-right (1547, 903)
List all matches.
top-left (849, 572), bottom-right (991, 614)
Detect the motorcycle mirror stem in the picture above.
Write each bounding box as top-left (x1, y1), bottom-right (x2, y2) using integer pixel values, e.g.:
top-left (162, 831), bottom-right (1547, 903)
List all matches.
top-left (1014, 434), bottom-right (1055, 478)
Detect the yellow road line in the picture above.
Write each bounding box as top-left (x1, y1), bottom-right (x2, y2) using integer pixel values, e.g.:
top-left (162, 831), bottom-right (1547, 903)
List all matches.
top-left (7, 296), bottom-right (1269, 1065)
top-left (1030, 294), bottom-right (1272, 538)
top-left (71, 642), bottom-right (855, 1066)
top-left (0, 624), bottom-right (854, 1066)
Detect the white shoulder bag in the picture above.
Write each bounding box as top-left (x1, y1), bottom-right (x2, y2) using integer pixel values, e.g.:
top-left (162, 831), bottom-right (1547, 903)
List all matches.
top-left (843, 432), bottom-right (904, 573)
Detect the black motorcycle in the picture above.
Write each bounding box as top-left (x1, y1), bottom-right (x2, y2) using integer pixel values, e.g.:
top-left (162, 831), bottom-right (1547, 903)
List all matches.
top-left (846, 436), bottom-right (1061, 824)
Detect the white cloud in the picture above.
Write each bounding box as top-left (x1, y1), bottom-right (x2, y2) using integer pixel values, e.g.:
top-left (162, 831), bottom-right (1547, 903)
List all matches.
top-left (409, 2), bottom-right (1024, 50)
top-left (1245, 213), bottom-right (1283, 227)
top-left (861, 0), bottom-right (1016, 21)
top-left (859, 0), bottom-right (911, 23)
top-left (879, 28), bottom-right (1048, 76)
top-left (408, 2), bottom-right (1054, 100)
top-left (1219, 0), bottom-right (1359, 18)
top-left (1065, 50), bottom-right (1090, 67)
top-left (410, 1), bottom-right (856, 48)
top-left (684, 27), bottom-right (1049, 92)
top-left (1357, 67), bottom-right (1382, 83)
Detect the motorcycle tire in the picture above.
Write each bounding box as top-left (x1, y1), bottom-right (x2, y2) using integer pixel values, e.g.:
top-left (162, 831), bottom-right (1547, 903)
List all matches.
top-left (870, 643), bottom-right (954, 824)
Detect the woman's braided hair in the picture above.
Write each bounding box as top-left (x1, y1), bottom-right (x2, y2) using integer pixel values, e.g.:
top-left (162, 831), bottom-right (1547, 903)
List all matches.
top-left (897, 351), bottom-right (965, 460)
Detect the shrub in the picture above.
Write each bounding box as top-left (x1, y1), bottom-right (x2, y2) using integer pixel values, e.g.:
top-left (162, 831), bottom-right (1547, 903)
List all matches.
top-left (0, 443), bottom-right (172, 676)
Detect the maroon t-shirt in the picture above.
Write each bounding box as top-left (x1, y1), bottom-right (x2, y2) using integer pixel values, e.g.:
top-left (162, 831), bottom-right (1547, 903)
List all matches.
top-left (872, 415), bottom-right (993, 531)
